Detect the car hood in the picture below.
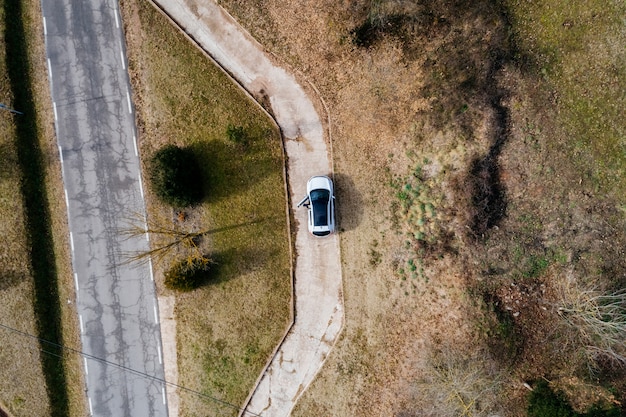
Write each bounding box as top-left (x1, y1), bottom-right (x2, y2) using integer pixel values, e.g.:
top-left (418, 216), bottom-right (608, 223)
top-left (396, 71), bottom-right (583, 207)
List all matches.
top-left (307, 176), bottom-right (332, 193)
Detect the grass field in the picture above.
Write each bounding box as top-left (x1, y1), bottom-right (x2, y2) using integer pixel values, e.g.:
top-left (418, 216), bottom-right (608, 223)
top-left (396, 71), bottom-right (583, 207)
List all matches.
top-left (0, 2), bottom-right (51, 414)
top-left (0, 0), bottom-right (85, 416)
top-left (504, 0), bottom-right (626, 197)
top-left (120, 1), bottom-right (291, 415)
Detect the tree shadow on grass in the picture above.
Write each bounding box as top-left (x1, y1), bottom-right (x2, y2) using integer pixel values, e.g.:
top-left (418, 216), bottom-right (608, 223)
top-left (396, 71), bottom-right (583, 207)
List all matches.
top-left (207, 246), bottom-right (273, 286)
top-left (0, 142), bottom-right (19, 179)
top-left (190, 132), bottom-right (282, 204)
top-left (467, 51), bottom-right (511, 239)
top-left (3, 0), bottom-right (68, 413)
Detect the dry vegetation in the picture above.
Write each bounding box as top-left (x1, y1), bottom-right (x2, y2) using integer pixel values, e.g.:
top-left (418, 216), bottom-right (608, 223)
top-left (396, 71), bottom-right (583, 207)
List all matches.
top-left (0, 0), bottom-right (85, 416)
top-left (214, 0), bottom-right (626, 415)
top-left (120, 1), bottom-right (291, 414)
top-left (411, 345), bottom-right (503, 417)
top-left (0, 7), bottom-right (50, 414)
top-left (0, 0), bottom-right (620, 415)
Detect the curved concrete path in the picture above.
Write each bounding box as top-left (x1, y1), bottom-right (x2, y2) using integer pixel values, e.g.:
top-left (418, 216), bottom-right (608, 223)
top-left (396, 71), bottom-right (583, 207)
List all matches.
top-left (148, 1), bottom-right (344, 415)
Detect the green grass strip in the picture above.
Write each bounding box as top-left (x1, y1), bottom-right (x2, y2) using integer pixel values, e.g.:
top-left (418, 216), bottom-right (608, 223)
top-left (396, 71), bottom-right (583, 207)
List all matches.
top-left (2, 0), bottom-right (69, 415)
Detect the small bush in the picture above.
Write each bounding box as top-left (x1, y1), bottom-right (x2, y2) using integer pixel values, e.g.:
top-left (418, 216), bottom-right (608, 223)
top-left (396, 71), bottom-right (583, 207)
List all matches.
top-left (164, 256), bottom-right (211, 291)
top-left (585, 405), bottom-right (621, 417)
top-left (148, 144), bottom-right (203, 207)
top-left (528, 380), bottom-right (576, 417)
top-left (226, 124), bottom-right (247, 146)
top-left (350, 14), bottom-right (407, 48)
top-left (528, 381), bottom-right (620, 417)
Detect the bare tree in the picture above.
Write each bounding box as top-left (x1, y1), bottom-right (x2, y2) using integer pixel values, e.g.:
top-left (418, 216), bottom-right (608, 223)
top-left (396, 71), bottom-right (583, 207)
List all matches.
top-left (119, 213), bottom-right (208, 266)
top-left (411, 346), bottom-right (503, 417)
top-left (119, 212), bottom-right (266, 266)
top-left (556, 278), bottom-right (626, 367)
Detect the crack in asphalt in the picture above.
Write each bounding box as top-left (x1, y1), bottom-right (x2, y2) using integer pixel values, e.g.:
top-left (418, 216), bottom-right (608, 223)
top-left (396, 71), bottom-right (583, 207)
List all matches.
top-left (41, 0), bottom-right (168, 414)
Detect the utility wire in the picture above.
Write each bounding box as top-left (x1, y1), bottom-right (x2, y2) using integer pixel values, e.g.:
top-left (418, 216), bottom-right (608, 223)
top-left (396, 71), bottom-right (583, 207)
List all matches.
top-left (0, 322), bottom-right (261, 417)
top-left (0, 103), bottom-right (23, 114)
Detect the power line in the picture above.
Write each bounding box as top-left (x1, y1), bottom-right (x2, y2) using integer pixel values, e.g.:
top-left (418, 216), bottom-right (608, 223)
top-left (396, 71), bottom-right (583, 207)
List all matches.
top-left (0, 103), bottom-right (23, 114)
top-left (0, 322), bottom-right (261, 417)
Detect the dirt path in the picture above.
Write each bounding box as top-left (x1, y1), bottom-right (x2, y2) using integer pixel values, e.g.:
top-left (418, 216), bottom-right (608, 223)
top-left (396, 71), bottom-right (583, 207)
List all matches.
top-left (147, 0), bottom-right (344, 415)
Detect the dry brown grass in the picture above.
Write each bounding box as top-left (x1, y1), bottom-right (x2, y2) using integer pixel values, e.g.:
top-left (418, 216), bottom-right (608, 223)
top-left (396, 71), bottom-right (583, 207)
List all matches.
top-left (24, 0), bottom-right (86, 412)
top-left (0, 96), bottom-right (50, 416)
top-left (0, 5), bottom-right (49, 415)
top-left (0, 0), bottom-right (85, 416)
top-left (216, 0), bottom-right (626, 415)
top-left (213, 1), bottom-right (509, 415)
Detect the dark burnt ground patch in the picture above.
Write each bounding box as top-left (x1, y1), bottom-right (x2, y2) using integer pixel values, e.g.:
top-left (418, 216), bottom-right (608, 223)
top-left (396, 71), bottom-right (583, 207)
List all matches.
top-left (351, 0), bottom-right (523, 238)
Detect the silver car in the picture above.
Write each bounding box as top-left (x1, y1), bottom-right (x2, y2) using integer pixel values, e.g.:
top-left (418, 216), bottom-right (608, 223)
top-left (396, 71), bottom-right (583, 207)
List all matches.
top-left (297, 176), bottom-right (335, 237)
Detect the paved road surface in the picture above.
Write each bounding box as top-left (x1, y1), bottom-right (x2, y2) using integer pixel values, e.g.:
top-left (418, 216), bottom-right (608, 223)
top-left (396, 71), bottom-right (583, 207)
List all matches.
top-left (149, 1), bottom-right (344, 416)
top-left (41, 0), bottom-right (168, 415)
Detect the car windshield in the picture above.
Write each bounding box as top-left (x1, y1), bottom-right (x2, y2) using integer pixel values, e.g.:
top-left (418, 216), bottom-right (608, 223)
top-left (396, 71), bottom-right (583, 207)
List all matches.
top-left (310, 189), bottom-right (329, 226)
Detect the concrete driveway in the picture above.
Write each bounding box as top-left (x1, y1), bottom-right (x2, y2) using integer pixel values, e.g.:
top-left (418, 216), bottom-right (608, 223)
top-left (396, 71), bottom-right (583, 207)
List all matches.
top-left (147, 1), bottom-right (344, 415)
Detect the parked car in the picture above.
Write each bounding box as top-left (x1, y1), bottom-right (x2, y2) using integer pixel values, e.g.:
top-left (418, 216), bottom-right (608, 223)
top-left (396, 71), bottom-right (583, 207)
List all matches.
top-left (297, 175), bottom-right (335, 237)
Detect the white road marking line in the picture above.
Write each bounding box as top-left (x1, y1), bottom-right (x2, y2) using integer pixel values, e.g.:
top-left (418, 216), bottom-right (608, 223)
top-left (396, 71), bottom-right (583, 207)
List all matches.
top-left (153, 304), bottom-right (158, 324)
top-left (74, 273), bottom-right (79, 292)
top-left (138, 177), bottom-right (144, 199)
top-left (43, 17), bottom-right (47, 36)
top-left (120, 51), bottom-right (126, 70)
top-left (64, 189), bottom-right (69, 209)
top-left (162, 386), bottom-right (166, 404)
top-left (148, 258), bottom-right (154, 281)
top-left (79, 314), bottom-right (84, 333)
top-left (126, 90), bottom-right (132, 114)
top-left (88, 396), bottom-right (93, 415)
top-left (133, 134), bottom-right (138, 156)
top-left (47, 58), bottom-right (52, 78)
top-left (137, 164), bottom-right (143, 181)
top-left (114, 10), bottom-right (120, 28)
top-left (157, 344), bottom-right (162, 364)
top-left (145, 232), bottom-right (150, 243)
top-left (53, 102), bottom-right (58, 121)
top-left (69, 232), bottom-right (75, 253)
top-left (58, 145), bottom-right (63, 163)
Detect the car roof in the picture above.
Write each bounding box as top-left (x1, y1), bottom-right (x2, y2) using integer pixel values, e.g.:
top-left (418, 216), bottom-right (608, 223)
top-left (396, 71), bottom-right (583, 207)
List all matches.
top-left (311, 193), bottom-right (329, 226)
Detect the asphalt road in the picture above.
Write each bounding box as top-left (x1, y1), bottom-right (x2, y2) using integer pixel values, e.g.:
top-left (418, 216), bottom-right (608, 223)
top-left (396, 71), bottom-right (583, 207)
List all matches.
top-left (41, 0), bottom-right (168, 415)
